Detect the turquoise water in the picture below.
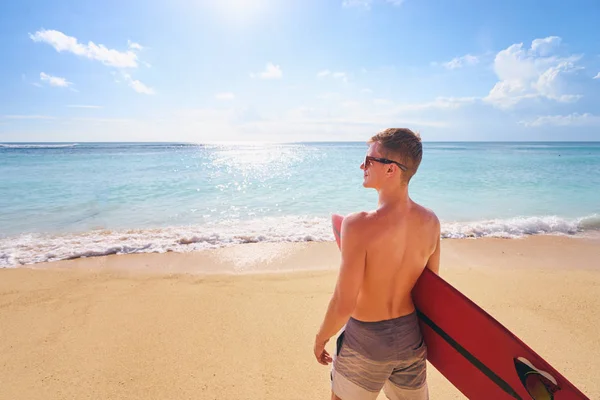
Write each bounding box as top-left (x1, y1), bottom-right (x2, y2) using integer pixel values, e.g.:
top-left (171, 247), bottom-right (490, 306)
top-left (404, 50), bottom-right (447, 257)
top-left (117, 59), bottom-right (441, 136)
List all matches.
top-left (1, 142), bottom-right (599, 266)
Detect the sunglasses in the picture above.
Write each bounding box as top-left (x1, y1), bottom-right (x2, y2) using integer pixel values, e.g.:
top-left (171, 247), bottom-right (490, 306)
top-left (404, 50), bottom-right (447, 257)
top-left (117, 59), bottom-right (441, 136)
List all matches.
top-left (364, 155), bottom-right (408, 171)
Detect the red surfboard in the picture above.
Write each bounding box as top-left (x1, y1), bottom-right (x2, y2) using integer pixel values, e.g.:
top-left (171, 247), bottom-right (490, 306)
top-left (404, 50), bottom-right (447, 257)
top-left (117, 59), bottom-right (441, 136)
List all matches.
top-left (331, 214), bottom-right (588, 400)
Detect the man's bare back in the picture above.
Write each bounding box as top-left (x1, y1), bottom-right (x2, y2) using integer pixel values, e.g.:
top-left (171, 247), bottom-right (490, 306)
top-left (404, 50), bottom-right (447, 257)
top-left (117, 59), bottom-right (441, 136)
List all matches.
top-left (350, 202), bottom-right (440, 322)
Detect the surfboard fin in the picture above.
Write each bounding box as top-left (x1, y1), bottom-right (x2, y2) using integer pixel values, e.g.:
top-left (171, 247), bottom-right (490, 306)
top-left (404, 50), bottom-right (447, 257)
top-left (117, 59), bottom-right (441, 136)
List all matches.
top-left (514, 357), bottom-right (561, 399)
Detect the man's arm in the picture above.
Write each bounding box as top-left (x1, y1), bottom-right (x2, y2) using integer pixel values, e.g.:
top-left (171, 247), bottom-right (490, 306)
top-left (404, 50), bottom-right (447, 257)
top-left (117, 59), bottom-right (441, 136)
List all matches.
top-left (425, 217), bottom-right (441, 275)
top-left (316, 213), bottom-right (367, 343)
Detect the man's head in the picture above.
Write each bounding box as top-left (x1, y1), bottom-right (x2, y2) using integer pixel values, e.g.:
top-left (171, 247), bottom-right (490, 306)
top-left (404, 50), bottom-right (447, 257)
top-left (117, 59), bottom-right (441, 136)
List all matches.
top-left (361, 128), bottom-right (423, 189)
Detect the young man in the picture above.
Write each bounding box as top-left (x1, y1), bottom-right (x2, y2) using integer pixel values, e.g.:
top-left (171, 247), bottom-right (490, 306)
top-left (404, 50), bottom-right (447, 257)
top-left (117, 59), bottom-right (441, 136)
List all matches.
top-left (314, 128), bottom-right (441, 400)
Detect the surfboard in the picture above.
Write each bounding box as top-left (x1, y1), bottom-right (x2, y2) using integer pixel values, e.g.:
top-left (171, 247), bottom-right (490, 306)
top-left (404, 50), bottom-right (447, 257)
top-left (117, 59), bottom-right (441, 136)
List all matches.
top-left (331, 214), bottom-right (588, 400)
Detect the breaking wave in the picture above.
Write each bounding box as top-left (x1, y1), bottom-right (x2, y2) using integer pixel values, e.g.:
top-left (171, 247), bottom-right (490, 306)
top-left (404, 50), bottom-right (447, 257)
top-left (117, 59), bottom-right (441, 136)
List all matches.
top-left (1, 214), bottom-right (598, 267)
top-left (441, 214), bottom-right (600, 239)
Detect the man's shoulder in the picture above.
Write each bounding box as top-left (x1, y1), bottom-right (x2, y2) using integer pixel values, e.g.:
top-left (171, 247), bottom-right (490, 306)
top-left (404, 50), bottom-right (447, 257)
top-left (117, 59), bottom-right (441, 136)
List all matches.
top-left (342, 211), bottom-right (370, 225)
top-left (411, 202), bottom-right (440, 228)
top-left (341, 211), bottom-right (372, 232)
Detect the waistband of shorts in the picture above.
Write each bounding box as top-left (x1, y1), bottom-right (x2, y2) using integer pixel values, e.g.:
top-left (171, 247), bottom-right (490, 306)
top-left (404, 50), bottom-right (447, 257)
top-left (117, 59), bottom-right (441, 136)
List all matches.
top-left (348, 310), bottom-right (418, 331)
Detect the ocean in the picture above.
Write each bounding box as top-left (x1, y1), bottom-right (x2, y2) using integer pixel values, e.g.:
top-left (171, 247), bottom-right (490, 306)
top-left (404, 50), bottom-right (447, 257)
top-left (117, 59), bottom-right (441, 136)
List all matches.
top-left (1, 142), bottom-right (599, 267)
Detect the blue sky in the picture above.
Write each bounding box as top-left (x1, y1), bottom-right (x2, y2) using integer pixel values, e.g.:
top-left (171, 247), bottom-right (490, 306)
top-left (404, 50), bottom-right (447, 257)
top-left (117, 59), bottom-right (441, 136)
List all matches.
top-left (1, 0), bottom-right (599, 142)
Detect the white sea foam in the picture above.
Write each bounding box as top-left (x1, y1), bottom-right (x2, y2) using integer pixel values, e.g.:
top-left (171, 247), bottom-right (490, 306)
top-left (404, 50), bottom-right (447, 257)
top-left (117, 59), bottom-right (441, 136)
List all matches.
top-left (0, 216), bottom-right (333, 267)
top-left (441, 215), bottom-right (600, 239)
top-left (1, 215), bottom-right (598, 267)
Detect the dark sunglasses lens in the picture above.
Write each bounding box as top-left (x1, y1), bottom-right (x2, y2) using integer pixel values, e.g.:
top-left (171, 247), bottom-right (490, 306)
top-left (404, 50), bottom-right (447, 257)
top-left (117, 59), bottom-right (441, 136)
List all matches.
top-left (525, 374), bottom-right (553, 400)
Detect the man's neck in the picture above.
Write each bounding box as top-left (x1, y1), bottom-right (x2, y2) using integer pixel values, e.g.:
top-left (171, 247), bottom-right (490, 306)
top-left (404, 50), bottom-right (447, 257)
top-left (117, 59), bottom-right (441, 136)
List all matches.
top-left (377, 184), bottom-right (410, 210)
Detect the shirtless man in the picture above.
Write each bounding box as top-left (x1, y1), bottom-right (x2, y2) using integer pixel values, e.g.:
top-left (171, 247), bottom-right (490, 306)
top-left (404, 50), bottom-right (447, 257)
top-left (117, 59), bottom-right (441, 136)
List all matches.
top-left (314, 128), bottom-right (441, 400)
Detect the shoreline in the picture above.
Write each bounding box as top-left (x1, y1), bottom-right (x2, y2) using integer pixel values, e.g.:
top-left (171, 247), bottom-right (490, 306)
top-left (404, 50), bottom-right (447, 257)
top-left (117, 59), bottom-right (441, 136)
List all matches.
top-left (2, 211), bottom-right (599, 268)
top-left (1, 235), bottom-right (599, 399)
top-left (13, 233), bottom-right (600, 274)
top-left (3, 231), bottom-right (600, 271)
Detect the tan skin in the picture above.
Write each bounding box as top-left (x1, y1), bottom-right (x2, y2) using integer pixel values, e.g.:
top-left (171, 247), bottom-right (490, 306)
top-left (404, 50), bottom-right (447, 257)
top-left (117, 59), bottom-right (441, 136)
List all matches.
top-left (313, 142), bottom-right (441, 400)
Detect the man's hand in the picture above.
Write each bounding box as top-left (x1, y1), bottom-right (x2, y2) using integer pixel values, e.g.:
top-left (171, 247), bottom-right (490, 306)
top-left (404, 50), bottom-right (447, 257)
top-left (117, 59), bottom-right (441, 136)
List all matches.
top-left (313, 335), bottom-right (332, 365)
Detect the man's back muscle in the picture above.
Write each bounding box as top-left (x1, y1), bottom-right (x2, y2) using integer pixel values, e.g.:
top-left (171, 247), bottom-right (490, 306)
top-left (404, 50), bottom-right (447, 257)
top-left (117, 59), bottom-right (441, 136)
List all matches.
top-left (351, 201), bottom-right (440, 322)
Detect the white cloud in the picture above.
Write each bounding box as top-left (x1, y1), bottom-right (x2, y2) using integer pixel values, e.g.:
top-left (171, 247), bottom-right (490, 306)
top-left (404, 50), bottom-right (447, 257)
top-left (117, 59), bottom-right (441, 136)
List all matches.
top-left (215, 92), bottom-right (235, 101)
top-left (317, 92), bottom-right (341, 100)
top-left (440, 54), bottom-right (479, 69)
top-left (67, 105), bottom-right (103, 109)
top-left (520, 113), bottom-right (600, 127)
top-left (594, 72), bottom-right (600, 79)
top-left (176, 101), bottom-right (448, 141)
top-left (317, 70), bottom-right (348, 82)
top-left (530, 36), bottom-right (561, 57)
top-left (265, 107), bottom-right (447, 132)
top-left (484, 36), bottom-right (583, 108)
top-left (332, 72), bottom-right (348, 81)
top-left (395, 96), bottom-right (477, 111)
top-left (310, 95), bottom-right (474, 130)
top-left (277, 95), bottom-right (466, 134)
top-left (40, 72), bottom-right (72, 87)
top-left (342, 0), bottom-right (404, 8)
top-left (69, 117), bottom-right (133, 123)
top-left (30, 29), bottom-right (139, 68)
top-left (342, 0), bottom-right (372, 8)
top-left (128, 79), bottom-right (155, 95)
top-left (373, 98), bottom-right (393, 105)
top-left (127, 40), bottom-right (144, 51)
top-left (122, 73), bottom-right (155, 95)
top-left (251, 62), bottom-right (282, 80)
top-left (2, 103), bottom-right (448, 142)
top-left (361, 88), bottom-right (373, 94)
top-left (2, 115), bottom-right (56, 120)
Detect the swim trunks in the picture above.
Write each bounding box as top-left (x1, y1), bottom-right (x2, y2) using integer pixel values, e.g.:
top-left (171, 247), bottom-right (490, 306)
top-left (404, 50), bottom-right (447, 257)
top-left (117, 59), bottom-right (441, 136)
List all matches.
top-left (331, 311), bottom-right (428, 400)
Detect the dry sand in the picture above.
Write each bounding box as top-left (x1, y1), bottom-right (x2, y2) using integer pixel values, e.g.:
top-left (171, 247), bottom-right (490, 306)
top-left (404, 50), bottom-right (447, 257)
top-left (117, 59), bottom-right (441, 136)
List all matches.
top-left (1, 235), bottom-right (599, 399)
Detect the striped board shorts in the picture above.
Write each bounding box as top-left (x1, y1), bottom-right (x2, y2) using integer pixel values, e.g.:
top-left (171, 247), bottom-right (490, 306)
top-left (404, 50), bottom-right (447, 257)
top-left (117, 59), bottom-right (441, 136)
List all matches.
top-left (331, 311), bottom-right (428, 400)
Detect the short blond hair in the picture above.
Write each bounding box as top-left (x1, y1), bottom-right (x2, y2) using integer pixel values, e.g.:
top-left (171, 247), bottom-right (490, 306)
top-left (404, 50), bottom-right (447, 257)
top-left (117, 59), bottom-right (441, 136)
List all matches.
top-left (368, 128), bottom-right (423, 183)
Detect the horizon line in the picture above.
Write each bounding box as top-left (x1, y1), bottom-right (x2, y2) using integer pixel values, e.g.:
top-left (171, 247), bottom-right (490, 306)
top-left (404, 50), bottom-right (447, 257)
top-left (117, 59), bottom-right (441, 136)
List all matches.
top-left (2, 140), bottom-right (600, 144)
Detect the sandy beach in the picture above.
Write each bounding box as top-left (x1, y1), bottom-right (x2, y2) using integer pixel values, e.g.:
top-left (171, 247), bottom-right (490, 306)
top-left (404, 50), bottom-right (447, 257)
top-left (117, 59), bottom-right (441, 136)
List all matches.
top-left (1, 235), bottom-right (599, 399)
